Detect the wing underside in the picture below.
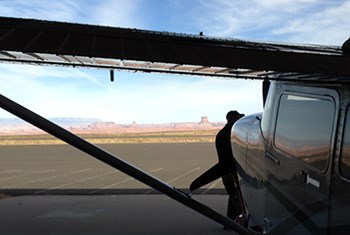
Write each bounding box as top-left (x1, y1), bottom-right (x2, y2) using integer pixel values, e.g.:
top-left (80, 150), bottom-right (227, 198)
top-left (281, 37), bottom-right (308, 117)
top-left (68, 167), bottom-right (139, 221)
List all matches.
top-left (1, 16), bottom-right (350, 81)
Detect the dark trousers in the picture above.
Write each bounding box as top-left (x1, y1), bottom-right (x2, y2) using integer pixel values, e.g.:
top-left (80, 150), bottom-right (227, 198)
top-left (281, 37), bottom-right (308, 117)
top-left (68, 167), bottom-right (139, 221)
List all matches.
top-left (222, 173), bottom-right (243, 220)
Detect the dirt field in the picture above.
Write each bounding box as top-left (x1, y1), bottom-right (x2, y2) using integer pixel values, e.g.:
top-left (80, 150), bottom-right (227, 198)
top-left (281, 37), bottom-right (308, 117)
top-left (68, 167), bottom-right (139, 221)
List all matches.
top-left (0, 141), bottom-right (225, 195)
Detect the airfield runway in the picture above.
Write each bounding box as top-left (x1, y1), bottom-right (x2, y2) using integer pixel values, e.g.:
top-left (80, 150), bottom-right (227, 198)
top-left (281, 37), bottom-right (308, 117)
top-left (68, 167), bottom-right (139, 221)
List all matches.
top-left (0, 142), bottom-right (225, 194)
top-left (0, 142), bottom-right (237, 234)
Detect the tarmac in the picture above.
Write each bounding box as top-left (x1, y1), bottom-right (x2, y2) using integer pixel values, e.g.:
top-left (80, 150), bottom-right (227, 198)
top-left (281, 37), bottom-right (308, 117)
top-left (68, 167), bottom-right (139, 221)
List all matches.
top-left (0, 143), bottom-right (238, 234)
top-left (0, 194), bottom-right (238, 235)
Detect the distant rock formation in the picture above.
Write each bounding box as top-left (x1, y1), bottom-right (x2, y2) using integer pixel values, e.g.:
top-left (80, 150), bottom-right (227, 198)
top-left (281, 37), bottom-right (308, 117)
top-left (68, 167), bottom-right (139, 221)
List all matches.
top-left (130, 121), bottom-right (138, 127)
top-left (0, 117), bottom-right (224, 135)
top-left (199, 116), bottom-right (211, 126)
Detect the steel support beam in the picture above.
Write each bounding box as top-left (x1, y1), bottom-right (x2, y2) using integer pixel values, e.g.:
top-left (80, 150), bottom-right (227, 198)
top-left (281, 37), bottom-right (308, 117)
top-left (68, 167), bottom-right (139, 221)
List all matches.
top-left (0, 93), bottom-right (257, 235)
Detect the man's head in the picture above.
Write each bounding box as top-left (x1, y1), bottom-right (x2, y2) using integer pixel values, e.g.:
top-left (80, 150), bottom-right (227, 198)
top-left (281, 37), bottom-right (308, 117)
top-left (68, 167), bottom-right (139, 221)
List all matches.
top-left (226, 110), bottom-right (245, 124)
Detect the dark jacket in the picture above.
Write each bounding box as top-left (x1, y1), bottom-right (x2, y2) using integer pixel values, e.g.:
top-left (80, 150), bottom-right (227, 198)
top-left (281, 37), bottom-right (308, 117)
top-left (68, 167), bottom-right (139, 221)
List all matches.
top-left (215, 124), bottom-right (236, 173)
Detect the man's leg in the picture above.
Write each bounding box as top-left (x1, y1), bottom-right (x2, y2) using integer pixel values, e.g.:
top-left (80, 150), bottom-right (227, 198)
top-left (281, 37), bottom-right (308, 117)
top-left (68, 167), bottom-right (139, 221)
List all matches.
top-left (222, 174), bottom-right (242, 220)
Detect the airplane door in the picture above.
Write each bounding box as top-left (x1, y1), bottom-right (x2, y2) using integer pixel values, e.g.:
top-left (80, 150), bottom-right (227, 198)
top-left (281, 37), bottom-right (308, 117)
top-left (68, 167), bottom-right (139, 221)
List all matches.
top-left (264, 90), bottom-right (337, 234)
top-left (329, 104), bottom-right (350, 234)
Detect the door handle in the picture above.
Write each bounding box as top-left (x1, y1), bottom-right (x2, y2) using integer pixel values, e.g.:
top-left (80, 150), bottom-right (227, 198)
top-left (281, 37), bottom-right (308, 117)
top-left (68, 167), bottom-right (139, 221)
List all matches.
top-left (265, 152), bottom-right (280, 166)
top-left (306, 173), bottom-right (320, 188)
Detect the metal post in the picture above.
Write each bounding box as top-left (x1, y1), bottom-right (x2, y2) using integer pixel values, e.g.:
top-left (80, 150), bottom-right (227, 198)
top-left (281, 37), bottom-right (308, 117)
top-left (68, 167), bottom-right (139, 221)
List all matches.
top-left (0, 94), bottom-right (257, 235)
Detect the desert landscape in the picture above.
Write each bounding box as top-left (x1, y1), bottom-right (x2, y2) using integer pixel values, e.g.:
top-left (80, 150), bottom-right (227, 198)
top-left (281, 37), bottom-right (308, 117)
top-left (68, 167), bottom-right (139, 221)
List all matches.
top-left (0, 116), bottom-right (224, 145)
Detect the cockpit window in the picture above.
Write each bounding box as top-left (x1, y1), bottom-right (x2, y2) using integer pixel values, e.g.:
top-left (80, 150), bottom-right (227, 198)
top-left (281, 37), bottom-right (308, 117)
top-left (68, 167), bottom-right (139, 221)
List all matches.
top-left (274, 94), bottom-right (335, 171)
top-left (261, 83), bottom-right (275, 141)
top-left (340, 107), bottom-right (350, 180)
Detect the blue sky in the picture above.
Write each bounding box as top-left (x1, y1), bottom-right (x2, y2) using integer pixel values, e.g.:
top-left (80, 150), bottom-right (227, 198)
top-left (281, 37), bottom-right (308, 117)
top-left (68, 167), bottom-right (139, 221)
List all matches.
top-left (0, 0), bottom-right (349, 124)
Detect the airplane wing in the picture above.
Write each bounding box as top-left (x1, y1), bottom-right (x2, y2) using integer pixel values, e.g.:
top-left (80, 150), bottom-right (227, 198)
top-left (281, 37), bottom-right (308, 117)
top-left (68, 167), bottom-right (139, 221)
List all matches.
top-left (1, 16), bottom-right (350, 81)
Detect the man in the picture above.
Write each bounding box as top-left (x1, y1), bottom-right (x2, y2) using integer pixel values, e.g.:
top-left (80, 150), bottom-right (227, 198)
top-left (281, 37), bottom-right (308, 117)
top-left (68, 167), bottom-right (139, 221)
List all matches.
top-left (215, 110), bottom-right (244, 221)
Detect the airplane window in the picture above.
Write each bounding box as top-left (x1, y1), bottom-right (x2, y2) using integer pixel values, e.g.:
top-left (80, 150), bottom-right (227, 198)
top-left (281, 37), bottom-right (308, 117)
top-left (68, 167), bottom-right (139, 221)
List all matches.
top-left (261, 83), bottom-right (276, 141)
top-left (340, 108), bottom-right (350, 180)
top-left (274, 94), bottom-right (334, 170)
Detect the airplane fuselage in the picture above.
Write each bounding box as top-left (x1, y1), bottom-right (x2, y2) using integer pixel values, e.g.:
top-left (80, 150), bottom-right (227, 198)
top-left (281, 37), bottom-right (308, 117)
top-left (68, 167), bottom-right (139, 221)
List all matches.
top-left (232, 81), bottom-right (350, 234)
